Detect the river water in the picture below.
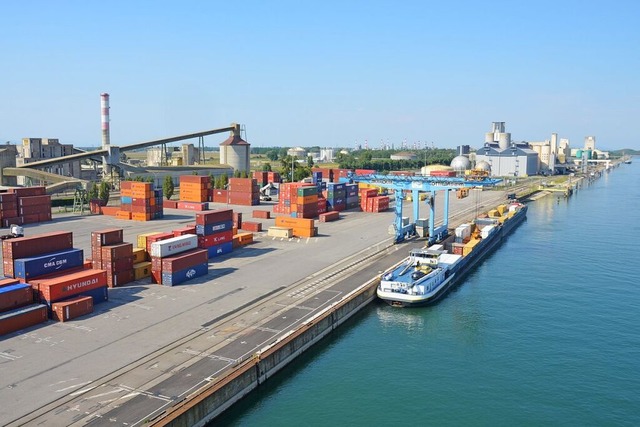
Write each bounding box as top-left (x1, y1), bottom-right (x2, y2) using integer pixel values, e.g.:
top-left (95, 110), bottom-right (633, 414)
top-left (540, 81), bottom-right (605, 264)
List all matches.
top-left (217, 163), bottom-right (640, 426)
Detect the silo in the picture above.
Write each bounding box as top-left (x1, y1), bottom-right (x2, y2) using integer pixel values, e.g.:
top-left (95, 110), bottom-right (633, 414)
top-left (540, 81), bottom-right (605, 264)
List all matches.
top-left (219, 129), bottom-right (250, 174)
top-left (498, 133), bottom-right (511, 150)
top-left (485, 132), bottom-right (496, 143)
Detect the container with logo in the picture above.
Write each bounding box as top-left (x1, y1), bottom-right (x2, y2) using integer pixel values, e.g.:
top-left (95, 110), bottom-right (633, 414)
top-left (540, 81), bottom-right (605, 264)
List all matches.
top-left (30, 269), bottom-right (107, 304)
top-left (150, 234), bottom-right (198, 258)
top-left (206, 241), bottom-right (233, 258)
top-left (195, 220), bottom-right (233, 236)
top-left (161, 262), bottom-right (208, 286)
top-left (13, 248), bottom-right (84, 280)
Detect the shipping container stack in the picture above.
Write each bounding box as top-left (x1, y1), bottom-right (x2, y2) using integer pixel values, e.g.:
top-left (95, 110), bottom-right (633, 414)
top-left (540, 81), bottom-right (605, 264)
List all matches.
top-left (252, 171), bottom-right (281, 187)
top-left (228, 178), bottom-right (260, 206)
top-left (1, 231), bottom-right (110, 331)
top-left (149, 234), bottom-right (208, 286)
top-left (323, 182), bottom-right (347, 212)
top-left (178, 175), bottom-right (210, 211)
top-left (344, 183), bottom-right (360, 210)
top-left (0, 186), bottom-right (52, 227)
top-left (273, 182), bottom-right (318, 217)
top-left (117, 181), bottom-right (163, 221)
top-left (359, 188), bottom-right (390, 213)
top-left (91, 228), bottom-right (135, 288)
top-left (195, 209), bottom-right (234, 258)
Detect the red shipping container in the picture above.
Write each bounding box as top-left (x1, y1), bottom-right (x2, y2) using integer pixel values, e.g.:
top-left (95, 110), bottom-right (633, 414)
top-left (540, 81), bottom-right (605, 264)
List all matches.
top-left (21, 214), bottom-right (41, 224)
top-left (197, 231), bottom-right (233, 248)
top-left (145, 233), bottom-right (174, 254)
top-left (30, 269), bottom-right (107, 303)
top-left (38, 212), bottom-right (52, 222)
top-left (228, 193), bottom-right (259, 206)
top-left (0, 304), bottom-right (48, 335)
top-left (319, 211), bottom-right (340, 222)
top-left (107, 269), bottom-right (135, 288)
top-left (252, 210), bottom-right (271, 219)
top-left (163, 200), bottom-right (178, 209)
top-left (2, 231), bottom-right (73, 261)
top-left (102, 256), bottom-right (134, 273)
top-left (0, 193), bottom-right (17, 203)
top-left (161, 249), bottom-right (208, 273)
top-left (195, 209), bottom-right (233, 225)
top-left (91, 228), bottom-right (124, 246)
top-left (19, 205), bottom-right (48, 216)
top-left (51, 295), bottom-right (93, 322)
top-left (151, 268), bottom-right (162, 284)
top-left (101, 243), bottom-right (133, 261)
top-left (0, 285), bottom-right (33, 312)
top-left (177, 201), bottom-right (207, 211)
top-left (10, 186), bottom-right (46, 197)
top-left (242, 221), bottom-right (262, 232)
top-left (212, 189), bottom-right (228, 203)
top-left (173, 226), bottom-right (197, 237)
top-left (18, 195), bottom-right (51, 207)
top-left (229, 178), bottom-right (258, 192)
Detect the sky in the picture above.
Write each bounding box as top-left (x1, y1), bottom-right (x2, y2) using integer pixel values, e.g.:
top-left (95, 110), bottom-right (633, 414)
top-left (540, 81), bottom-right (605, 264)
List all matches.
top-left (1, 1), bottom-right (638, 151)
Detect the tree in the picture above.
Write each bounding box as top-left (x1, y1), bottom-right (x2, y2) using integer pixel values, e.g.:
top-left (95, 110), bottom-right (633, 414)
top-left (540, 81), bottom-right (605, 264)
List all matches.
top-left (262, 162), bottom-right (272, 172)
top-left (98, 181), bottom-right (110, 205)
top-left (163, 175), bottom-right (174, 200)
top-left (266, 150), bottom-right (279, 161)
top-left (307, 155), bottom-right (314, 168)
top-left (87, 182), bottom-right (99, 200)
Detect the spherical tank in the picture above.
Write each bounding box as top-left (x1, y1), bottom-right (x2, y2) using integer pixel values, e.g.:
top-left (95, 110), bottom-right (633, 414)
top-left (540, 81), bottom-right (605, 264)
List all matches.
top-left (475, 160), bottom-right (491, 172)
top-left (498, 133), bottom-right (511, 150)
top-left (450, 155), bottom-right (471, 171)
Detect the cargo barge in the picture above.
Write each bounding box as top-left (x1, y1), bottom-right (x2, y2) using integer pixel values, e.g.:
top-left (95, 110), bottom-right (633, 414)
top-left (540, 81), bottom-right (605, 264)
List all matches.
top-left (377, 201), bottom-right (527, 307)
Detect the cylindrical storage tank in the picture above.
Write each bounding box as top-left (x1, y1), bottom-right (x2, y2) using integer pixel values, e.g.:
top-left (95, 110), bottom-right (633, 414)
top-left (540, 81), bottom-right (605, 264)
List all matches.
top-left (485, 132), bottom-right (496, 143)
top-left (498, 133), bottom-right (511, 149)
top-left (584, 149), bottom-right (592, 160)
top-left (220, 134), bottom-right (250, 174)
top-left (576, 149), bottom-right (583, 159)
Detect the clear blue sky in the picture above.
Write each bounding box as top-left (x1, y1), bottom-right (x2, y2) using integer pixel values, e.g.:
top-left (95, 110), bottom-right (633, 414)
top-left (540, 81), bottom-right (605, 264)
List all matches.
top-left (1, 1), bottom-right (638, 151)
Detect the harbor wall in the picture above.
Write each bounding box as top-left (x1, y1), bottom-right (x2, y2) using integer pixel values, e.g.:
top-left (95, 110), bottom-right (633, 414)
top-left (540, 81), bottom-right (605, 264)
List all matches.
top-left (153, 276), bottom-right (380, 427)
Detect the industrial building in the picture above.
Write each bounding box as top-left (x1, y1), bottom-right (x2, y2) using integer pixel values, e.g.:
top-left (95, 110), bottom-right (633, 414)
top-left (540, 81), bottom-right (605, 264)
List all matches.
top-left (16, 138), bottom-right (81, 185)
top-left (146, 143), bottom-right (200, 167)
top-left (475, 122), bottom-right (538, 177)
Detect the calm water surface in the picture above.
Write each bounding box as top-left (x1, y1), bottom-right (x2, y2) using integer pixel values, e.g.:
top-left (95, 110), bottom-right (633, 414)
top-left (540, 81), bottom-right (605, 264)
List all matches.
top-left (217, 163), bottom-right (640, 426)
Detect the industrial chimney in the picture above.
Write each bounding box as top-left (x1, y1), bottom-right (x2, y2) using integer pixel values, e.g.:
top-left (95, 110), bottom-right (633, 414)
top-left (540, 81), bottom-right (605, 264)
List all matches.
top-left (101, 93), bottom-right (110, 148)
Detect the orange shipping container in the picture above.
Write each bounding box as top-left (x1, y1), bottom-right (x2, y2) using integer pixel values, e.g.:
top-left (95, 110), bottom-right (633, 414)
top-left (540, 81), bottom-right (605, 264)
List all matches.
top-left (275, 216), bottom-right (314, 230)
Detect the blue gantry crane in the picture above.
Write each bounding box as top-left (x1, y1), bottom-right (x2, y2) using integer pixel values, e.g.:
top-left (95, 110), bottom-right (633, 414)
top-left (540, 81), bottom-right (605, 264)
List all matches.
top-left (348, 173), bottom-right (501, 244)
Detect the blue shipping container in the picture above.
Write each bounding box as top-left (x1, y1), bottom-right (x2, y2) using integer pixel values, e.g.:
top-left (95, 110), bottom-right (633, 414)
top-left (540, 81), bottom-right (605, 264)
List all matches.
top-left (161, 262), bottom-right (208, 286)
top-left (121, 196), bottom-right (132, 204)
top-left (13, 249), bottom-right (84, 280)
top-left (0, 283), bottom-right (31, 295)
top-left (206, 241), bottom-right (233, 259)
top-left (196, 220), bottom-right (233, 236)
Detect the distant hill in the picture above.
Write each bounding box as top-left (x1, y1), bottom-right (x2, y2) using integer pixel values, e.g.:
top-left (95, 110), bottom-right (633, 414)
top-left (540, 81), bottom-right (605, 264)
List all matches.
top-left (610, 149), bottom-right (639, 157)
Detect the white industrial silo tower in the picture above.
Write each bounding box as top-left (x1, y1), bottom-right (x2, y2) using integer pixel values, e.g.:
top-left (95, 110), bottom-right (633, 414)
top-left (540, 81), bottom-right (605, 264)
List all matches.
top-left (219, 124), bottom-right (250, 174)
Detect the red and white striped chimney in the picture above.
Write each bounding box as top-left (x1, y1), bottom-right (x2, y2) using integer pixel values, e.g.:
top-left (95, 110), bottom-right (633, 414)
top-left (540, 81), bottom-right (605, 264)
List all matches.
top-left (100, 93), bottom-right (110, 148)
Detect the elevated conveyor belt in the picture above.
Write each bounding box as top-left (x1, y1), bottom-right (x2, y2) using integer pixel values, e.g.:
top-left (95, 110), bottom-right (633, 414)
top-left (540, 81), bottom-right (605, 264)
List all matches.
top-left (2, 167), bottom-right (87, 194)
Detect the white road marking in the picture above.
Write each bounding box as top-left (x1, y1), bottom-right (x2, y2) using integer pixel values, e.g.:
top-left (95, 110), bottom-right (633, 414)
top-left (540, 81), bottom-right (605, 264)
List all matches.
top-left (56, 381), bottom-right (92, 393)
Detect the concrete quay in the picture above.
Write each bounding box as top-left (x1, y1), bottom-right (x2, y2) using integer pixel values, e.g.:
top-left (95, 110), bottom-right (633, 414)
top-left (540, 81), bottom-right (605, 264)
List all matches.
top-left (1, 188), bottom-right (510, 426)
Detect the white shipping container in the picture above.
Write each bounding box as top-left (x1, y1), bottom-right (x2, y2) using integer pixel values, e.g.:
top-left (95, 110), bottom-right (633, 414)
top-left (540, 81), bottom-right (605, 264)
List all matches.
top-left (150, 234), bottom-right (198, 258)
top-left (267, 226), bottom-right (293, 238)
top-left (480, 225), bottom-right (496, 239)
top-left (455, 223), bottom-right (471, 239)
